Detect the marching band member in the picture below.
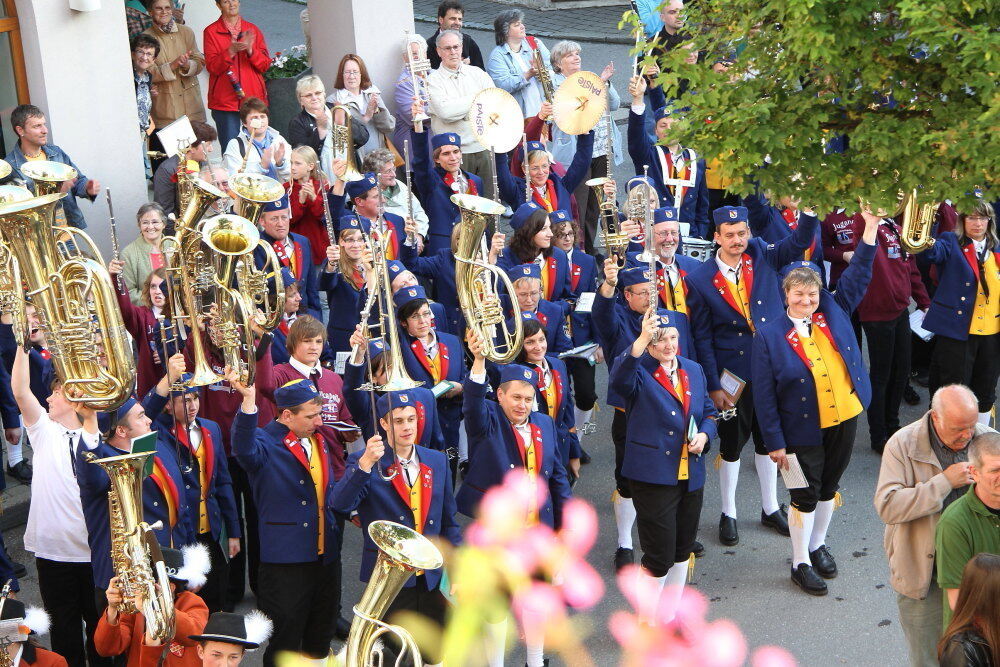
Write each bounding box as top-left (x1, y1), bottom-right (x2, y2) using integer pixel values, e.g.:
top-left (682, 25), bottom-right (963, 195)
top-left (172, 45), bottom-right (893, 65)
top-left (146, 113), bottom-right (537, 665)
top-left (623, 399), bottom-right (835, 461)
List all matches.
top-left (549, 211), bottom-right (599, 457)
top-left (687, 205), bottom-right (819, 547)
top-left (0, 600), bottom-right (66, 666)
top-left (495, 135), bottom-right (595, 214)
top-left (386, 260), bottom-right (451, 334)
top-left (751, 212), bottom-right (877, 596)
top-left (253, 194), bottom-right (322, 315)
top-left (626, 75), bottom-right (710, 239)
top-left (405, 224), bottom-right (484, 335)
top-left (610, 310), bottom-right (717, 621)
top-left (327, 173), bottom-right (416, 264)
top-left (273, 315), bottom-right (357, 480)
top-left (270, 273), bottom-right (305, 367)
top-left (331, 390), bottom-right (463, 666)
top-left (592, 260), bottom-right (695, 570)
top-left (460, 331), bottom-right (572, 525)
top-left (505, 263), bottom-right (572, 355)
top-left (96, 545), bottom-right (210, 665)
top-left (109, 261), bottom-right (171, 398)
top-left (187, 611), bottom-right (272, 666)
top-left (744, 190), bottom-right (825, 269)
top-left (230, 378), bottom-right (343, 666)
top-left (156, 376), bottom-right (241, 613)
top-left (395, 285), bottom-right (467, 447)
top-left (409, 122), bottom-right (484, 253)
top-left (515, 317), bottom-right (582, 480)
top-left (497, 203), bottom-right (570, 302)
top-left (319, 215), bottom-right (373, 356)
top-left (627, 207), bottom-right (701, 315)
top-left (344, 329), bottom-right (446, 452)
top-left (921, 201), bottom-right (1000, 424)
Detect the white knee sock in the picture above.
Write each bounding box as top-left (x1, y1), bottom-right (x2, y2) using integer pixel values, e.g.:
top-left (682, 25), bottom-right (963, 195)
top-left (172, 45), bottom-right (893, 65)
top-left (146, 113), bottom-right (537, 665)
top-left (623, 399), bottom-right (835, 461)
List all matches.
top-left (5, 440), bottom-right (22, 467)
top-left (485, 618), bottom-right (507, 667)
top-left (639, 573), bottom-right (667, 622)
top-left (810, 499), bottom-right (835, 552)
top-left (574, 407), bottom-right (592, 433)
top-left (525, 642), bottom-right (545, 667)
top-left (661, 560), bottom-right (689, 623)
top-left (754, 453), bottom-right (780, 515)
top-left (719, 460), bottom-right (740, 519)
top-left (978, 411), bottom-right (992, 426)
top-left (613, 492), bottom-right (636, 550)
top-left (789, 509), bottom-right (815, 568)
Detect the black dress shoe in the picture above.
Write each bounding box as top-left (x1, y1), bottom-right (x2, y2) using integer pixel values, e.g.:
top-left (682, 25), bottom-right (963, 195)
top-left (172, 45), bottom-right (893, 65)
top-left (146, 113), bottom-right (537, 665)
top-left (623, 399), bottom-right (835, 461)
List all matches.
top-left (6, 460), bottom-right (31, 484)
top-left (903, 383), bottom-right (920, 406)
top-left (719, 514), bottom-right (738, 546)
top-left (580, 448), bottom-right (591, 465)
top-left (12, 562), bottom-right (26, 579)
top-left (692, 540), bottom-right (705, 558)
top-left (790, 563), bottom-right (828, 596)
top-left (614, 547), bottom-right (634, 571)
top-left (809, 545), bottom-right (838, 579)
top-left (761, 505), bottom-right (790, 537)
top-left (334, 615), bottom-right (352, 641)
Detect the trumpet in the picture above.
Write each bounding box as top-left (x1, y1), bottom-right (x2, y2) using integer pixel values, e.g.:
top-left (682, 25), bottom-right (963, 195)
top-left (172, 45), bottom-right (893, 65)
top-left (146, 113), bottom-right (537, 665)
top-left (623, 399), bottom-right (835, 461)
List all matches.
top-left (587, 112), bottom-right (629, 264)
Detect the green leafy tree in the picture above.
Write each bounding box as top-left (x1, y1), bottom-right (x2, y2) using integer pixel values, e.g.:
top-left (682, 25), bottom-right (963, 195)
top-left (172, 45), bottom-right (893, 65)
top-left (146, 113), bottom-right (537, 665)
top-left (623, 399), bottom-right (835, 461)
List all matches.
top-left (623, 1), bottom-right (998, 212)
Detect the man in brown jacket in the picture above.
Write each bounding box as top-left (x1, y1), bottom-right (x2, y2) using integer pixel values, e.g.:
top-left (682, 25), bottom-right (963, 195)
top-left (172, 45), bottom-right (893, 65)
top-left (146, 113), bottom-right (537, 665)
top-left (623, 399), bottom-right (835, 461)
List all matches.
top-left (874, 384), bottom-right (989, 667)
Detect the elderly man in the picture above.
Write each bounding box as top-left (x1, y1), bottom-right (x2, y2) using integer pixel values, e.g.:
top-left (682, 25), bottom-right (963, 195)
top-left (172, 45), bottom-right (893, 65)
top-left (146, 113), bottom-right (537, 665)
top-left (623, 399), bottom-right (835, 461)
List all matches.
top-left (935, 431), bottom-right (1000, 628)
top-left (425, 29), bottom-right (495, 182)
top-left (361, 149), bottom-right (429, 248)
top-left (874, 384), bottom-right (989, 667)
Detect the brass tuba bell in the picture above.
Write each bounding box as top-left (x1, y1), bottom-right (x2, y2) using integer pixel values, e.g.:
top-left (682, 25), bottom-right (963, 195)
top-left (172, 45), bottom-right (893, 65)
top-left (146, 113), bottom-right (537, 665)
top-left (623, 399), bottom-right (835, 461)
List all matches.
top-left (19, 160), bottom-right (77, 197)
top-left (896, 189), bottom-right (937, 254)
top-left (331, 104), bottom-right (364, 183)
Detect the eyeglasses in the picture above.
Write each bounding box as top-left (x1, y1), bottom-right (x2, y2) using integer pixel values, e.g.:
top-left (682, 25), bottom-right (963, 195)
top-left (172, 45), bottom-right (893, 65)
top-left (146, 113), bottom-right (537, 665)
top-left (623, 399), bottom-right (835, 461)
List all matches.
top-left (555, 232), bottom-right (574, 240)
top-left (134, 50), bottom-right (157, 60)
top-left (409, 311), bottom-right (434, 322)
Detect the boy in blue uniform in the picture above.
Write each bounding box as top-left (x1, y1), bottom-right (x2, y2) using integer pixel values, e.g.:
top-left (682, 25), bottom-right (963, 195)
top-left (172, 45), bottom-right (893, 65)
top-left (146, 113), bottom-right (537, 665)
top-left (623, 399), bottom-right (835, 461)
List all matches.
top-left (332, 390), bottom-right (462, 665)
top-left (230, 378), bottom-right (342, 666)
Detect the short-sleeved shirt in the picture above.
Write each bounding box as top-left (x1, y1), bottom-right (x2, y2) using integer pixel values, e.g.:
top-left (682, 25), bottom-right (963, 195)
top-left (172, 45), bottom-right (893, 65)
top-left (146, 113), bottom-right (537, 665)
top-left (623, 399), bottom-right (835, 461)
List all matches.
top-left (935, 484), bottom-right (1000, 627)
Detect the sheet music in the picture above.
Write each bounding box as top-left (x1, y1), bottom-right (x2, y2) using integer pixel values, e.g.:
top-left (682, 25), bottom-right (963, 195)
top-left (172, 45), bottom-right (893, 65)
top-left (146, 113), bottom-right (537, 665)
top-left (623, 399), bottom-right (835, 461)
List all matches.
top-left (575, 292), bottom-right (596, 313)
top-left (334, 351), bottom-right (351, 375)
top-left (780, 454), bottom-right (809, 489)
top-left (909, 309), bottom-right (933, 342)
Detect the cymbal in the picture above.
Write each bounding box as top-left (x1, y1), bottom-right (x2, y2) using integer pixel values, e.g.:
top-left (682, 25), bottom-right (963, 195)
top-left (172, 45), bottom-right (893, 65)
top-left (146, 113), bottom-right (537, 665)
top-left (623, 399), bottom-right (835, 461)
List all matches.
top-left (552, 71), bottom-right (608, 135)
top-left (469, 87), bottom-right (523, 153)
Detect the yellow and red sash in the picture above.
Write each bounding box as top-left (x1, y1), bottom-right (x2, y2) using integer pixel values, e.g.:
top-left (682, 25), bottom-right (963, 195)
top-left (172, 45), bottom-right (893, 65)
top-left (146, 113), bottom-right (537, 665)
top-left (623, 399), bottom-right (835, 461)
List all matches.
top-left (712, 255), bottom-right (755, 330)
top-left (540, 256), bottom-right (558, 300)
top-left (175, 424), bottom-right (216, 534)
top-left (150, 458), bottom-right (180, 539)
top-left (665, 151), bottom-right (692, 198)
top-left (782, 208), bottom-right (817, 259)
top-left (534, 309), bottom-right (548, 328)
top-left (534, 365), bottom-right (564, 420)
top-left (657, 266), bottom-right (689, 314)
top-left (410, 338), bottom-right (450, 383)
top-left (962, 243), bottom-right (1000, 285)
top-left (512, 422), bottom-right (544, 524)
top-left (273, 239), bottom-right (305, 281)
top-left (443, 170), bottom-right (478, 196)
top-left (278, 318), bottom-right (291, 336)
top-left (652, 365), bottom-right (691, 479)
top-left (531, 180), bottom-right (559, 213)
top-left (784, 312), bottom-right (841, 366)
top-left (382, 225), bottom-right (399, 261)
top-left (283, 431), bottom-right (330, 554)
top-left (390, 461), bottom-right (433, 533)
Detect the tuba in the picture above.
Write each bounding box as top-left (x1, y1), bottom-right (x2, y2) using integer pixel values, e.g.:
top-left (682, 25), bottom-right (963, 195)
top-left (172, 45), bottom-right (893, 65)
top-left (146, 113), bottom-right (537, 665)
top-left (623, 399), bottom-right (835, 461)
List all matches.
top-left (897, 189), bottom-right (937, 254)
top-left (452, 193), bottom-right (524, 363)
top-left (343, 521), bottom-right (444, 667)
top-left (331, 104), bottom-right (364, 182)
top-left (19, 160), bottom-right (77, 197)
top-left (87, 451), bottom-right (175, 643)
top-left (0, 194), bottom-right (136, 409)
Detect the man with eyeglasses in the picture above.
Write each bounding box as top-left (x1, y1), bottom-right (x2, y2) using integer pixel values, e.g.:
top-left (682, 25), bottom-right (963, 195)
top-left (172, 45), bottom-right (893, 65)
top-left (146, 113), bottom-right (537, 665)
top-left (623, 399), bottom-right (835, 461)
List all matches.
top-left (362, 149), bottom-right (429, 252)
top-left (593, 262), bottom-right (695, 571)
top-left (627, 207), bottom-right (702, 315)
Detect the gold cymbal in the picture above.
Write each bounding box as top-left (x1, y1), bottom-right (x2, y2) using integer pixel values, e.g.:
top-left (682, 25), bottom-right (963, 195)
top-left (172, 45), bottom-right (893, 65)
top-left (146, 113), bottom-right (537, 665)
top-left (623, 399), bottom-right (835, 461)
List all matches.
top-left (469, 87), bottom-right (524, 154)
top-left (552, 71), bottom-right (608, 135)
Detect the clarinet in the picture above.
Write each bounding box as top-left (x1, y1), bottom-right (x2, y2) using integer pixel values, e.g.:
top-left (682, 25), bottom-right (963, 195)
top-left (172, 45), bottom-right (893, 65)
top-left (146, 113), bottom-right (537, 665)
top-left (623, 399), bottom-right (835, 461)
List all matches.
top-left (403, 140), bottom-right (416, 247)
top-left (522, 133), bottom-right (531, 204)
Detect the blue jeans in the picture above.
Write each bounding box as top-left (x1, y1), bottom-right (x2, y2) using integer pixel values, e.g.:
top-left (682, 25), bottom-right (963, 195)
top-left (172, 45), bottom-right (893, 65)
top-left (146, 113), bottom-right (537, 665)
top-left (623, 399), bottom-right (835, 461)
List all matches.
top-left (211, 110), bottom-right (242, 153)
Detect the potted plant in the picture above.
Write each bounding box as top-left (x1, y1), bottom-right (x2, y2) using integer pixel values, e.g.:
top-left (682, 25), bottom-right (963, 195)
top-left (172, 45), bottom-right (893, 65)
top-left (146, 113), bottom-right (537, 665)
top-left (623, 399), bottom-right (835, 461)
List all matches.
top-left (264, 44), bottom-right (312, 139)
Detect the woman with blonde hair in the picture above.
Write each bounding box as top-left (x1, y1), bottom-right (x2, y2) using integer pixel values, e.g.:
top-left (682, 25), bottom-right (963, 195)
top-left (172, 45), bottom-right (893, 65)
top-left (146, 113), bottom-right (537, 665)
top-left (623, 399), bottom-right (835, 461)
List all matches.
top-left (319, 219), bottom-right (374, 354)
top-left (938, 553), bottom-right (1000, 666)
top-left (286, 145), bottom-right (330, 267)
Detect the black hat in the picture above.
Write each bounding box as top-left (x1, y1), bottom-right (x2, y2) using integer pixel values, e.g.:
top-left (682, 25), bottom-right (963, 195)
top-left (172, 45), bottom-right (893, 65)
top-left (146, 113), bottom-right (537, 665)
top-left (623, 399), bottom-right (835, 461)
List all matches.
top-left (162, 543), bottom-right (211, 590)
top-left (0, 598), bottom-right (49, 645)
top-left (189, 611), bottom-right (272, 649)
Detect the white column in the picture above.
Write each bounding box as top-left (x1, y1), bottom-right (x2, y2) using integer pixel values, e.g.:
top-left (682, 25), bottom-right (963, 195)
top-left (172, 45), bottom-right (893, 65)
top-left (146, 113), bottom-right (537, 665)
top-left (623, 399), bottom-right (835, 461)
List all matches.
top-left (14, 0), bottom-right (147, 250)
top-left (308, 0), bottom-right (414, 96)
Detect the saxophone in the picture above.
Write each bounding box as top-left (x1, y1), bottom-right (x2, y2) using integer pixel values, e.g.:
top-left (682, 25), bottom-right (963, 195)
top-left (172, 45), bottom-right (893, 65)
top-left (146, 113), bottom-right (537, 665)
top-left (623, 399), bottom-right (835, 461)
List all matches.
top-left (88, 451), bottom-right (176, 643)
top-left (342, 521), bottom-right (443, 667)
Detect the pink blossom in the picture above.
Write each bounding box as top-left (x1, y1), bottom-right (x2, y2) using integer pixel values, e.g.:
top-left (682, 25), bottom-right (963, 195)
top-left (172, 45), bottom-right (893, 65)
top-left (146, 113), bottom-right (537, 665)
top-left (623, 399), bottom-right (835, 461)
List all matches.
top-left (512, 582), bottom-right (567, 646)
top-left (558, 498), bottom-right (598, 556)
top-left (752, 645), bottom-right (797, 667)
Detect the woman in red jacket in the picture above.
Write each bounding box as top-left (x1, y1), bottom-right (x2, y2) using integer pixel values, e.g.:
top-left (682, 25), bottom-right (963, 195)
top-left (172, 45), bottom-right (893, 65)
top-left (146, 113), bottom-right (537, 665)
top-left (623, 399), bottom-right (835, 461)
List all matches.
top-left (203, 0), bottom-right (270, 151)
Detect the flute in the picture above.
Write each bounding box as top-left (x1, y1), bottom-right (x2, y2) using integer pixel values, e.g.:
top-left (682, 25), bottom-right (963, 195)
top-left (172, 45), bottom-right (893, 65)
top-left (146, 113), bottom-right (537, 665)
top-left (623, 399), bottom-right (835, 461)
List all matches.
top-left (403, 139), bottom-right (416, 247)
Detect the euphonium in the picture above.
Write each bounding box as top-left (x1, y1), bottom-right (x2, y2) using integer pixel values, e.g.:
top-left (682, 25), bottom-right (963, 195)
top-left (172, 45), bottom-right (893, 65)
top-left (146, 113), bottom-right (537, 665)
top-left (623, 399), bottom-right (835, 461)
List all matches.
top-left (452, 193), bottom-right (524, 363)
top-left (530, 40), bottom-right (554, 103)
top-left (0, 193), bottom-right (136, 409)
top-left (897, 189), bottom-right (937, 254)
top-left (19, 160), bottom-right (77, 197)
top-left (343, 521), bottom-right (444, 667)
top-left (229, 172), bottom-right (284, 225)
top-left (87, 451), bottom-right (175, 643)
top-left (331, 104), bottom-right (364, 182)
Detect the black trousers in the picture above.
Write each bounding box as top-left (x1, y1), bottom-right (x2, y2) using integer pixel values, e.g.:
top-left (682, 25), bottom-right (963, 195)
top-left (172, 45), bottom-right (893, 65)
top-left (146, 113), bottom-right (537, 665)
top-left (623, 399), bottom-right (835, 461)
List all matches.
top-left (929, 333), bottom-right (1000, 413)
top-left (862, 312), bottom-right (911, 445)
top-left (226, 456), bottom-right (259, 609)
top-left (787, 416), bottom-right (857, 513)
top-left (36, 559), bottom-right (109, 667)
top-left (383, 575), bottom-right (450, 665)
top-left (258, 559), bottom-right (341, 666)
top-left (196, 533), bottom-right (229, 614)
top-left (571, 154), bottom-right (608, 255)
top-left (565, 357), bottom-right (597, 411)
top-left (718, 385), bottom-right (768, 461)
top-left (612, 409), bottom-right (630, 497)
top-left (629, 479), bottom-right (703, 578)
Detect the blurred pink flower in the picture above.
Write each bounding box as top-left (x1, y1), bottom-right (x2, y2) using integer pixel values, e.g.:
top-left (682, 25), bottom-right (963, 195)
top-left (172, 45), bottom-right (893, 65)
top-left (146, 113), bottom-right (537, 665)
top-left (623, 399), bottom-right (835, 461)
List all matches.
top-left (752, 645), bottom-right (797, 667)
top-left (512, 582), bottom-right (567, 646)
top-left (558, 498), bottom-right (599, 556)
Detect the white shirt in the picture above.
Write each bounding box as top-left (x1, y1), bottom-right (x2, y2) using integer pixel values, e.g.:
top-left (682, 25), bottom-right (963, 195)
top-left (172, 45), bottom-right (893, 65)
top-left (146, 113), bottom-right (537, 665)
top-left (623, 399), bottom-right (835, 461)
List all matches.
top-left (533, 358), bottom-right (551, 387)
top-left (426, 63), bottom-right (495, 153)
top-left (396, 449), bottom-right (420, 486)
top-left (715, 252), bottom-right (742, 284)
top-left (788, 311), bottom-right (813, 338)
top-left (420, 331), bottom-right (439, 360)
top-left (973, 238), bottom-right (987, 257)
top-left (184, 420), bottom-right (203, 452)
top-left (23, 413), bottom-right (91, 562)
top-left (289, 356), bottom-right (323, 381)
top-left (298, 436), bottom-right (313, 462)
top-left (659, 359), bottom-right (679, 384)
top-left (660, 258), bottom-right (679, 288)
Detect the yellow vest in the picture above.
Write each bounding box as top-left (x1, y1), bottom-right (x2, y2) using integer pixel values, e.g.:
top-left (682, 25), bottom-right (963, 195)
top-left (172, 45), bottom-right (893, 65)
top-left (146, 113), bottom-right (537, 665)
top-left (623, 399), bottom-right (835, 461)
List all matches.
top-left (725, 273), bottom-right (754, 332)
top-left (675, 377), bottom-right (689, 481)
top-left (194, 442), bottom-right (210, 535)
top-left (705, 155), bottom-right (735, 190)
top-left (970, 253), bottom-right (1000, 335)
top-left (407, 473), bottom-right (423, 533)
top-left (661, 270), bottom-right (688, 315)
top-left (800, 332), bottom-right (863, 428)
top-left (306, 438), bottom-right (326, 555)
